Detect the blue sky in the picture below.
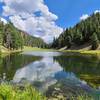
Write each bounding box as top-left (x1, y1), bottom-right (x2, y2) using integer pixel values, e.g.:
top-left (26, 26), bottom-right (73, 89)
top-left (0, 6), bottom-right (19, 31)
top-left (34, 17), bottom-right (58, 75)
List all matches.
top-left (0, 3), bottom-right (3, 16)
top-left (45, 0), bottom-right (100, 28)
top-left (0, 0), bottom-right (100, 42)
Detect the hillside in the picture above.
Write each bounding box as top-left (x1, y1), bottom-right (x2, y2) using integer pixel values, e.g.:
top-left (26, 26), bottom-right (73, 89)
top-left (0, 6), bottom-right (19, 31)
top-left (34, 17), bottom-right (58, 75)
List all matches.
top-left (52, 12), bottom-right (100, 50)
top-left (0, 20), bottom-right (47, 52)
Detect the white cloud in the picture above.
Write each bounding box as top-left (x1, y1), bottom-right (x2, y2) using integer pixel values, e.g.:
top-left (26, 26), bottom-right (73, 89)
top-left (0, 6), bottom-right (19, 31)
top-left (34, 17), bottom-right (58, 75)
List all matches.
top-left (13, 57), bottom-right (62, 85)
top-left (9, 15), bottom-right (63, 43)
top-left (9, 15), bottom-right (26, 30)
top-left (0, 0), bottom-right (3, 2)
top-left (1, 0), bottom-right (63, 43)
top-left (80, 14), bottom-right (89, 20)
top-left (94, 10), bottom-right (100, 14)
top-left (0, 17), bottom-right (7, 24)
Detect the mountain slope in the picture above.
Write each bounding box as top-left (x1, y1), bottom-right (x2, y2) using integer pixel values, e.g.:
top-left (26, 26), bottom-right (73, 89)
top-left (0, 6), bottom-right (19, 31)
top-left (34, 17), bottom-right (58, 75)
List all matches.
top-left (52, 12), bottom-right (100, 50)
top-left (0, 20), bottom-right (47, 51)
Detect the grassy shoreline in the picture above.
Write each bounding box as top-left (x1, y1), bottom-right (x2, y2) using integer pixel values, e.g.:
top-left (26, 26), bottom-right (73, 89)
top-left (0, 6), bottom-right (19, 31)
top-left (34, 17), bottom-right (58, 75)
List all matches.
top-left (23, 46), bottom-right (100, 56)
top-left (60, 50), bottom-right (100, 55)
top-left (1, 46), bottom-right (100, 56)
top-left (23, 46), bottom-right (55, 52)
top-left (0, 46), bottom-right (55, 56)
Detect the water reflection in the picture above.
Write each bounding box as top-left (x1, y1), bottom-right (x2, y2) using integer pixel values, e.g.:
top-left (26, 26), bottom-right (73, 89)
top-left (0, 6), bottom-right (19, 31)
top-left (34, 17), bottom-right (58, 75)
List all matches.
top-left (13, 57), bottom-right (64, 91)
top-left (0, 53), bottom-right (41, 80)
top-left (0, 52), bottom-right (100, 94)
top-left (22, 51), bottom-right (61, 57)
top-left (12, 52), bottom-right (99, 93)
top-left (54, 55), bottom-right (100, 89)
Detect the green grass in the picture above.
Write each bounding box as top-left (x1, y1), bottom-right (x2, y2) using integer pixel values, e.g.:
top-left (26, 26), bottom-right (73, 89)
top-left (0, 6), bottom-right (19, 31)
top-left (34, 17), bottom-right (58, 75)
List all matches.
top-left (0, 83), bottom-right (46, 100)
top-left (23, 46), bottom-right (55, 52)
top-left (0, 83), bottom-right (98, 100)
top-left (61, 49), bottom-right (100, 55)
top-left (76, 95), bottom-right (94, 100)
top-left (0, 45), bottom-right (22, 55)
top-left (0, 46), bottom-right (55, 56)
top-left (23, 47), bottom-right (100, 55)
top-left (80, 50), bottom-right (100, 55)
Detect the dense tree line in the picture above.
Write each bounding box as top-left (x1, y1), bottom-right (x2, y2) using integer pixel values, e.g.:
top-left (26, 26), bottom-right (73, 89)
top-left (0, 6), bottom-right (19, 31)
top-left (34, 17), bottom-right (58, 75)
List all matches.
top-left (23, 32), bottom-right (47, 48)
top-left (52, 12), bottom-right (100, 50)
top-left (0, 20), bottom-right (47, 51)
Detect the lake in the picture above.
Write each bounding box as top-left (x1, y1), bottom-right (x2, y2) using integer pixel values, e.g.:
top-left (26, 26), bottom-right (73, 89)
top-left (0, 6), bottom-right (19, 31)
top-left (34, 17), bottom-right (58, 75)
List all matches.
top-left (0, 51), bottom-right (100, 98)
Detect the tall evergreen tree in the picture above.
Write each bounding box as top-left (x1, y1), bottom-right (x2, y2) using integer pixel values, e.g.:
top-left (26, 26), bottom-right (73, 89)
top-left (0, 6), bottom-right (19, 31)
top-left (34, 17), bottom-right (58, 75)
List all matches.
top-left (91, 33), bottom-right (99, 50)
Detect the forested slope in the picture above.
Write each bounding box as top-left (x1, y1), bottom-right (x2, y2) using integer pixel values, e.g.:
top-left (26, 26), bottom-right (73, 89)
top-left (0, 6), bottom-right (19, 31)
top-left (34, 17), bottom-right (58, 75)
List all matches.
top-left (0, 20), bottom-right (47, 51)
top-left (52, 12), bottom-right (100, 50)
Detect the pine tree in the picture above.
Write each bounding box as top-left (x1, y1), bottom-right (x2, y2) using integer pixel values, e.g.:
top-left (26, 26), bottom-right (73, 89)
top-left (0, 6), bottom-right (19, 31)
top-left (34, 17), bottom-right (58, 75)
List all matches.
top-left (91, 33), bottom-right (99, 50)
top-left (65, 36), bottom-right (72, 48)
top-left (0, 33), bottom-right (3, 52)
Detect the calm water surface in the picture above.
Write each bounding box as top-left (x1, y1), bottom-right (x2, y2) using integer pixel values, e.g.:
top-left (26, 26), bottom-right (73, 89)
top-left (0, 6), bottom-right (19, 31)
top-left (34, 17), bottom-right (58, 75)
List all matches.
top-left (0, 51), bottom-right (100, 96)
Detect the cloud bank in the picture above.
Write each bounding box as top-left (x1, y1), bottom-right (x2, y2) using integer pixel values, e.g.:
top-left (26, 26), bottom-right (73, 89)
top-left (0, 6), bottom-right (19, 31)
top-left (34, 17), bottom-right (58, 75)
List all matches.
top-left (80, 10), bottom-right (100, 21)
top-left (0, 0), bottom-right (63, 43)
top-left (80, 14), bottom-right (89, 20)
top-left (0, 17), bottom-right (7, 24)
top-left (94, 10), bottom-right (100, 14)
